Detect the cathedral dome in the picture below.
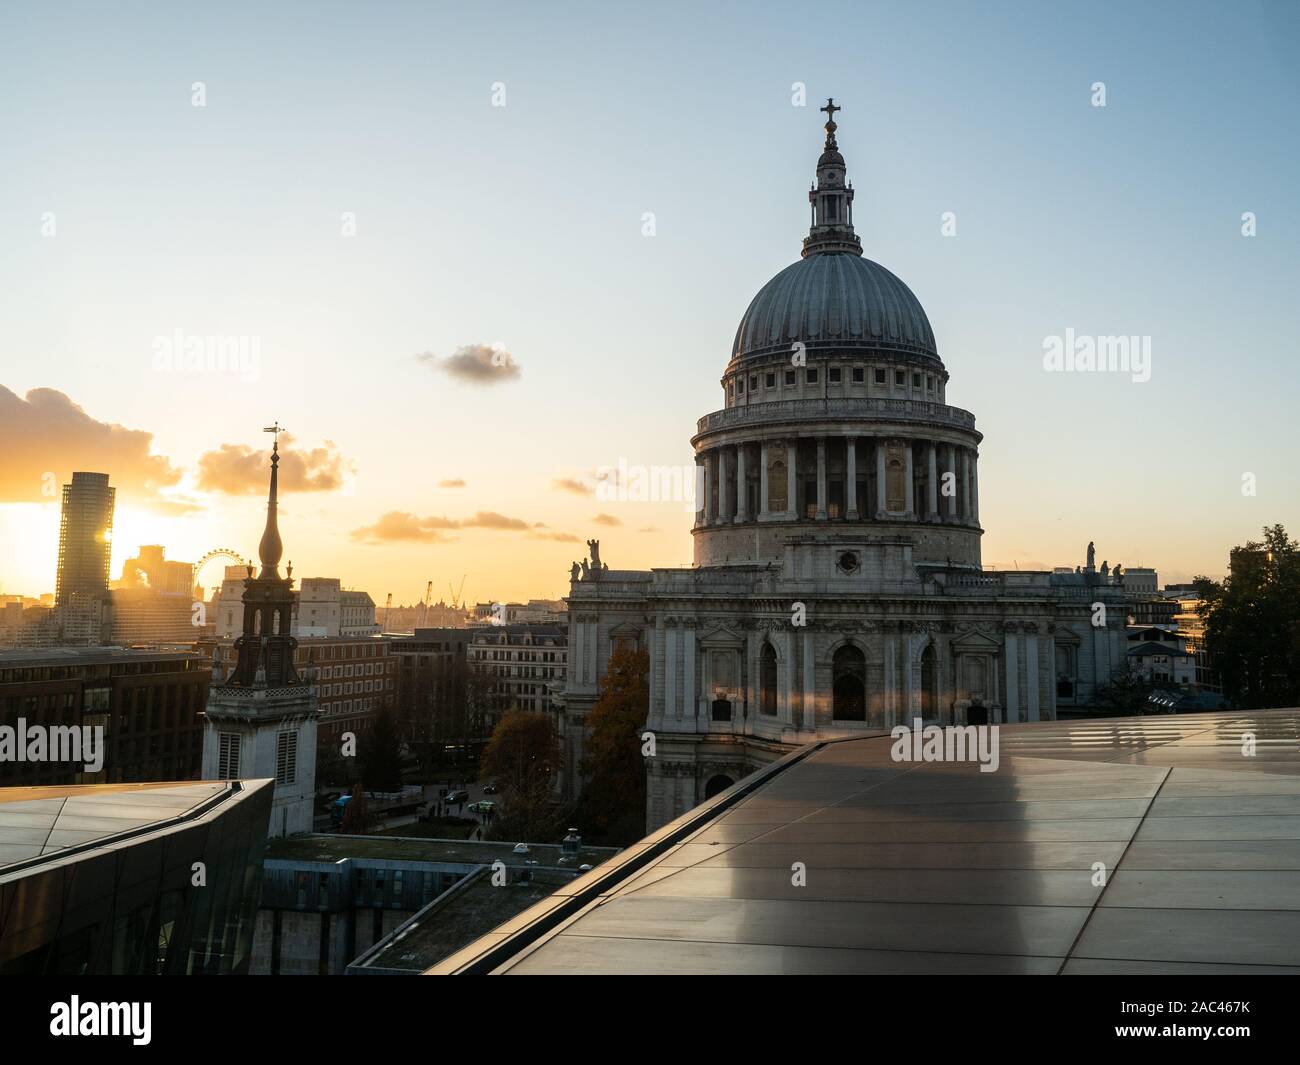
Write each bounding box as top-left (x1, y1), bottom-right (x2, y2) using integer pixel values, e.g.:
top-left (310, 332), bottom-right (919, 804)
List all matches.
top-left (732, 253), bottom-right (938, 362)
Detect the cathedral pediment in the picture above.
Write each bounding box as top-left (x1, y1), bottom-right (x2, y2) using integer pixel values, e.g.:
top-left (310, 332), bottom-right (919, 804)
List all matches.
top-left (951, 629), bottom-right (1001, 651)
top-left (699, 626), bottom-right (744, 648)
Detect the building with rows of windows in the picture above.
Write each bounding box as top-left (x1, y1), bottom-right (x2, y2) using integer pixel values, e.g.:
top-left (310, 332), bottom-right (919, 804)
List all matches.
top-left (562, 105), bottom-right (1131, 831)
top-left (0, 646), bottom-right (211, 786)
top-left (469, 624), bottom-right (567, 736)
top-left (204, 634), bottom-right (394, 758)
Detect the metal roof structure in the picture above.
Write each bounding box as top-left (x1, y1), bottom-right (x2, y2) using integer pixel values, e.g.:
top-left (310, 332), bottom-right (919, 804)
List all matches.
top-left (0, 781), bottom-right (252, 871)
top-left (430, 710), bottom-right (1300, 975)
top-left (731, 253), bottom-right (939, 363)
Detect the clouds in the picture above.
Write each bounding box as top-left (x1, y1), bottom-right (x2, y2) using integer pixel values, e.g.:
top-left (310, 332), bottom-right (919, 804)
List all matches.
top-left (0, 386), bottom-right (182, 503)
top-left (349, 512), bottom-right (459, 544)
top-left (195, 433), bottom-right (351, 495)
top-left (532, 530), bottom-right (581, 543)
top-left (592, 513), bottom-right (622, 526)
top-left (0, 385), bottom-right (358, 517)
top-left (551, 468), bottom-right (618, 496)
top-left (438, 478), bottom-right (466, 488)
top-left (351, 509), bottom-right (580, 545)
top-left (551, 477), bottom-right (591, 496)
top-left (463, 510), bottom-right (529, 531)
top-left (417, 344), bottom-right (520, 384)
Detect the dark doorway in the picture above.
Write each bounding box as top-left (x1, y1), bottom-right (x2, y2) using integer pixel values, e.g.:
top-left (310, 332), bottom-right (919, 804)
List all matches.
top-left (760, 642), bottom-right (778, 716)
top-left (704, 774), bottom-right (734, 799)
top-left (920, 645), bottom-right (937, 719)
top-left (832, 645), bottom-right (867, 721)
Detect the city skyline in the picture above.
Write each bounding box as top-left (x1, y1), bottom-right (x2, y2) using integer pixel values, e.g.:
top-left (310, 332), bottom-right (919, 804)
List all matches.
top-left (4, 0), bottom-right (1300, 994)
top-left (3, 1), bottom-right (1299, 603)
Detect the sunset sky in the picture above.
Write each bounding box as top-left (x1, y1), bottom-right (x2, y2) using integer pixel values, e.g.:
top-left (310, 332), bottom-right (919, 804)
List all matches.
top-left (2, 1), bottom-right (1298, 604)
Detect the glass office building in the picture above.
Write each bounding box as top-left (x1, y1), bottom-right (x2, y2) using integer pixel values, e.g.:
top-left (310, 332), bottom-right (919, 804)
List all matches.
top-left (0, 778), bottom-right (271, 974)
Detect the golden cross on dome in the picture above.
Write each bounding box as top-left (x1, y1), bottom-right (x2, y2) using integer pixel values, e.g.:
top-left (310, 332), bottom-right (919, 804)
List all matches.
top-left (820, 98), bottom-right (840, 123)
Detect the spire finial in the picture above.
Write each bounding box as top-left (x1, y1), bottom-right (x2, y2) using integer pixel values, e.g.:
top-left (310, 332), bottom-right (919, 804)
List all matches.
top-left (257, 424), bottom-right (285, 578)
top-left (820, 98), bottom-right (840, 149)
top-left (802, 98), bottom-right (861, 258)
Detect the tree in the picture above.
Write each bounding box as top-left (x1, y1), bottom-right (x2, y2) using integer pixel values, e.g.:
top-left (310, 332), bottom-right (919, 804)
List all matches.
top-left (577, 646), bottom-right (650, 842)
top-left (1195, 524), bottom-right (1300, 709)
top-left (480, 709), bottom-right (563, 832)
top-left (315, 743), bottom-right (352, 788)
top-left (1090, 666), bottom-right (1159, 715)
top-left (360, 707), bottom-right (404, 792)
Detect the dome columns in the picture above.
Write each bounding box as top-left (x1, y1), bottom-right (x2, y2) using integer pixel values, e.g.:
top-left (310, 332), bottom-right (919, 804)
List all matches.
top-left (693, 434), bottom-right (979, 534)
top-left (735, 446), bottom-right (748, 522)
top-left (815, 438), bottom-right (828, 520)
top-left (845, 437), bottom-right (859, 520)
top-left (927, 443), bottom-right (939, 516)
top-left (716, 448), bottom-right (730, 525)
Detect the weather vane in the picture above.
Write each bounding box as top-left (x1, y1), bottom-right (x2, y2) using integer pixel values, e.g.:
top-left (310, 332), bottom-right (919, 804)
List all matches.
top-left (263, 422), bottom-right (286, 448)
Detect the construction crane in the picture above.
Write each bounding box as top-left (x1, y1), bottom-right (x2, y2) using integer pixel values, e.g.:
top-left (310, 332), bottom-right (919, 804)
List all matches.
top-left (448, 576), bottom-right (466, 611)
top-left (422, 580), bottom-right (433, 626)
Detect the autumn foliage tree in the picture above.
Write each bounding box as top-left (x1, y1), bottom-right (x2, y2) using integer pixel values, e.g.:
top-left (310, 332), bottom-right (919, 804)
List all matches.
top-left (578, 646), bottom-right (649, 843)
top-left (480, 709), bottom-right (563, 833)
top-left (1195, 524), bottom-right (1300, 708)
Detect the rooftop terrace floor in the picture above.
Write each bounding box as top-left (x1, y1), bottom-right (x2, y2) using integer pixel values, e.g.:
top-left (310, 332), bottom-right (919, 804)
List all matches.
top-left (430, 709), bottom-right (1300, 975)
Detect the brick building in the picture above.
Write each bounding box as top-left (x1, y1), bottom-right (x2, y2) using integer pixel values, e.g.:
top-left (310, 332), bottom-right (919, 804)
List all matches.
top-left (0, 646), bottom-right (210, 786)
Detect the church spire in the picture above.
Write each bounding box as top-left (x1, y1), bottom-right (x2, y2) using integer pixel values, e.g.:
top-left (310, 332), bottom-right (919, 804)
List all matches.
top-left (226, 422), bottom-right (300, 689)
top-left (258, 423), bottom-right (285, 578)
top-left (802, 98), bottom-right (862, 258)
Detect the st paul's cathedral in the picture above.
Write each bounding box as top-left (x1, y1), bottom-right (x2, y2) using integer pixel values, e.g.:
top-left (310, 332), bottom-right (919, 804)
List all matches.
top-left (561, 103), bottom-right (1130, 831)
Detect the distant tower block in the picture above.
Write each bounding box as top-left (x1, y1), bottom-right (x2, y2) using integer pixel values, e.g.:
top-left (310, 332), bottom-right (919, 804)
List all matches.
top-left (56, 472), bottom-right (115, 604)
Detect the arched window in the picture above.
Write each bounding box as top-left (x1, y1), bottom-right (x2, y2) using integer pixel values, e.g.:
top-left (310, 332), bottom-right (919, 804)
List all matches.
top-left (769, 459), bottom-right (788, 511)
top-left (886, 457), bottom-right (905, 512)
top-left (920, 644), bottom-right (937, 719)
top-left (704, 774), bottom-right (734, 799)
top-left (832, 645), bottom-right (867, 721)
top-left (1056, 644), bottom-right (1077, 699)
top-left (760, 642), bottom-right (778, 716)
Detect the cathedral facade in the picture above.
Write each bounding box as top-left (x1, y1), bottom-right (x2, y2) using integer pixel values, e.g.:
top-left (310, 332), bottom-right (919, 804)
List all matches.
top-left (560, 104), bottom-right (1129, 831)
